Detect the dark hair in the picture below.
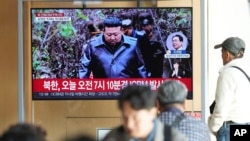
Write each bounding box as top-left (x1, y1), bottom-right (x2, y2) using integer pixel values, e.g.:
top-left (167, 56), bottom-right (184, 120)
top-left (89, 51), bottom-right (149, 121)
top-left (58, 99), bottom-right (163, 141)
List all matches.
top-left (103, 17), bottom-right (121, 29)
top-left (172, 34), bottom-right (183, 42)
top-left (0, 123), bottom-right (47, 141)
top-left (118, 85), bottom-right (156, 110)
top-left (86, 22), bottom-right (97, 33)
top-left (97, 21), bottom-right (104, 31)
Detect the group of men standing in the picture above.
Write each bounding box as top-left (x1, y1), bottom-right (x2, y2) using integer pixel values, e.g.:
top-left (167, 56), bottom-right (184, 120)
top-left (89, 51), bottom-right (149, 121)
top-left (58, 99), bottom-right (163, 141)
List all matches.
top-left (78, 12), bottom-right (165, 78)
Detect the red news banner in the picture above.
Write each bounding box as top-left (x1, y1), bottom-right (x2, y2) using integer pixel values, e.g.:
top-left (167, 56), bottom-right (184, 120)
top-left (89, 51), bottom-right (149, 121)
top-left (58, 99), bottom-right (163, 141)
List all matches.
top-left (33, 78), bottom-right (192, 92)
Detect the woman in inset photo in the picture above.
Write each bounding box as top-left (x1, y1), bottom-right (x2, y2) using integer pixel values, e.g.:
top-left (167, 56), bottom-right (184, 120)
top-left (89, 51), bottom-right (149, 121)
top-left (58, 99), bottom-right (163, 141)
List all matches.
top-left (169, 59), bottom-right (185, 78)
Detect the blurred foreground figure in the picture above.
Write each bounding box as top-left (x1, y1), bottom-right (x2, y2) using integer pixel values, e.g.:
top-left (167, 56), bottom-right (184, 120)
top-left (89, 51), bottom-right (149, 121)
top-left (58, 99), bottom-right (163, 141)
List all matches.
top-left (103, 85), bottom-right (188, 141)
top-left (0, 123), bottom-right (47, 141)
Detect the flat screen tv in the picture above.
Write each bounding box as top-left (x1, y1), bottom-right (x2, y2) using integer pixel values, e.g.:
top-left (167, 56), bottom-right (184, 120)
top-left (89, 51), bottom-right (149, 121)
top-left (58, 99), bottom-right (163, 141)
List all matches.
top-left (31, 8), bottom-right (193, 100)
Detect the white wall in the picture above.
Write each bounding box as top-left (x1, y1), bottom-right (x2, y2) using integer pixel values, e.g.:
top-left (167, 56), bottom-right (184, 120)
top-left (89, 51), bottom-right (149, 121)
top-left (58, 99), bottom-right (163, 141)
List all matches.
top-left (207, 0), bottom-right (250, 140)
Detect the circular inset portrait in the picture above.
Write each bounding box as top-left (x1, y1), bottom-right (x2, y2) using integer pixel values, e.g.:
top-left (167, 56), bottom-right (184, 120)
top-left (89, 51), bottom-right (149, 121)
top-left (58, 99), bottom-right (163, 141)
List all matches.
top-left (166, 32), bottom-right (188, 50)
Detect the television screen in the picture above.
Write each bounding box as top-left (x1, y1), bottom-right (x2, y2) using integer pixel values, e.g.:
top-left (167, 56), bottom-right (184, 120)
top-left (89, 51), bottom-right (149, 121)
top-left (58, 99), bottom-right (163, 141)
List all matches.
top-left (31, 8), bottom-right (192, 100)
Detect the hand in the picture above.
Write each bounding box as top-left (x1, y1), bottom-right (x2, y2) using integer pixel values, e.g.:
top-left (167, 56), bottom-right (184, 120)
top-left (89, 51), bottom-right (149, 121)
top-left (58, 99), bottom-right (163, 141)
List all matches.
top-left (172, 70), bottom-right (176, 76)
top-left (166, 50), bottom-right (171, 54)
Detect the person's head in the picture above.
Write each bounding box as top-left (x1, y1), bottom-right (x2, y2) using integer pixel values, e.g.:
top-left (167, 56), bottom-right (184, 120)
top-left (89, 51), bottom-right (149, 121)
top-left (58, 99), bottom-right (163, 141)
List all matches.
top-left (63, 134), bottom-right (95, 141)
top-left (172, 59), bottom-right (180, 69)
top-left (121, 19), bottom-right (134, 36)
top-left (172, 34), bottom-right (183, 50)
top-left (214, 37), bottom-right (245, 65)
top-left (118, 85), bottom-right (157, 139)
top-left (97, 21), bottom-right (104, 32)
top-left (139, 12), bottom-right (154, 35)
top-left (86, 22), bottom-right (96, 31)
top-left (157, 80), bottom-right (188, 111)
top-left (103, 16), bottom-right (123, 47)
top-left (0, 123), bottom-right (47, 141)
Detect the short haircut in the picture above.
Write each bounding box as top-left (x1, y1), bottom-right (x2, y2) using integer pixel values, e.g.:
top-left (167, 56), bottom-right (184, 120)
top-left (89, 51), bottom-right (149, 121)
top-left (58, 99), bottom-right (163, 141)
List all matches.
top-left (118, 85), bottom-right (157, 110)
top-left (0, 123), bottom-right (47, 141)
top-left (86, 22), bottom-right (97, 32)
top-left (97, 21), bottom-right (104, 31)
top-left (103, 16), bottom-right (121, 29)
top-left (157, 80), bottom-right (187, 107)
top-left (172, 34), bottom-right (183, 42)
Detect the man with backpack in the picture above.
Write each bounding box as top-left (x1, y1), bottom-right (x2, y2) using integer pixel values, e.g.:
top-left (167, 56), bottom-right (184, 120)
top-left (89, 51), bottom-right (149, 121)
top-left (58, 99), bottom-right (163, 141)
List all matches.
top-left (157, 80), bottom-right (211, 141)
top-left (103, 85), bottom-right (187, 141)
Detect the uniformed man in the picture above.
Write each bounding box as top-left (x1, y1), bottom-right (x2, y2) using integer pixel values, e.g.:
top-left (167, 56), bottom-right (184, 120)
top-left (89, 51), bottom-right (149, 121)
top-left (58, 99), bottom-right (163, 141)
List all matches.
top-left (138, 12), bottom-right (165, 78)
top-left (79, 16), bottom-right (147, 78)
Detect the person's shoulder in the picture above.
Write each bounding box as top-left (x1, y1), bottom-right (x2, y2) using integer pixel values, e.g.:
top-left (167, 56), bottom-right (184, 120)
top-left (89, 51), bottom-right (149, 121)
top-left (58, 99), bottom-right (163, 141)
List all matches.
top-left (87, 35), bottom-right (103, 47)
top-left (124, 35), bottom-right (137, 41)
top-left (123, 35), bottom-right (137, 45)
top-left (106, 125), bottom-right (124, 133)
top-left (167, 125), bottom-right (188, 141)
top-left (184, 115), bottom-right (209, 126)
top-left (181, 115), bottom-right (211, 135)
top-left (88, 38), bottom-right (96, 43)
top-left (88, 35), bottom-right (100, 43)
top-left (183, 116), bottom-right (211, 140)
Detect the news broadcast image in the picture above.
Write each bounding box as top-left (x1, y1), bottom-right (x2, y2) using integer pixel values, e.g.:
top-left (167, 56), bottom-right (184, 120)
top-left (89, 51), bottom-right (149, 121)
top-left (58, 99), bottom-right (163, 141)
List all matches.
top-left (31, 8), bottom-right (192, 100)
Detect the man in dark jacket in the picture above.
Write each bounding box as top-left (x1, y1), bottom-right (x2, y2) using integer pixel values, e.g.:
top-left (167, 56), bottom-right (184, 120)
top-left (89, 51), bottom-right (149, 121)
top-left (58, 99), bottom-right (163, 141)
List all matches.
top-left (138, 12), bottom-right (165, 78)
top-left (121, 15), bottom-right (165, 78)
top-left (79, 17), bottom-right (146, 78)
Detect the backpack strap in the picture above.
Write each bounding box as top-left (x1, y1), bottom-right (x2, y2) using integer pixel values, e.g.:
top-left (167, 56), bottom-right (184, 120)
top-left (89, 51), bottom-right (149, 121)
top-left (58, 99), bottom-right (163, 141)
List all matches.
top-left (231, 66), bottom-right (250, 82)
top-left (171, 113), bottom-right (186, 127)
top-left (163, 113), bottom-right (185, 141)
top-left (164, 125), bottom-right (172, 141)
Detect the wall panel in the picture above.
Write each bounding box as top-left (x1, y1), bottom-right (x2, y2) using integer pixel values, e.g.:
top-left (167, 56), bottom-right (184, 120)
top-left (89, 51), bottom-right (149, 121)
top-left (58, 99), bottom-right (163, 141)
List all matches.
top-left (66, 118), bottom-right (121, 140)
top-left (0, 0), bottom-right (19, 133)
